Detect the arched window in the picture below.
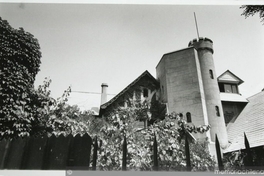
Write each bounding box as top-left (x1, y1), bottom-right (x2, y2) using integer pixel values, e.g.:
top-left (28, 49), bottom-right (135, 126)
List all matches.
top-left (215, 106), bottom-right (220, 116)
top-left (186, 112), bottom-right (192, 123)
top-left (209, 69), bottom-right (214, 79)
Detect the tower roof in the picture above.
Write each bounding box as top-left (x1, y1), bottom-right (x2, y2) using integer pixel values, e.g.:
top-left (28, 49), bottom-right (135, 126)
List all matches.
top-left (217, 70), bottom-right (244, 85)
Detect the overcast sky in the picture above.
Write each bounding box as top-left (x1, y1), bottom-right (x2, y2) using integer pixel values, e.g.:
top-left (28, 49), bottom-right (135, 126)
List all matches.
top-left (1, 1), bottom-right (264, 111)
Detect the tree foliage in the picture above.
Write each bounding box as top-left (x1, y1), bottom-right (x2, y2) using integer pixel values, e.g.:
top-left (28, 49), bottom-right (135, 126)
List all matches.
top-left (240, 5), bottom-right (264, 24)
top-left (0, 17), bottom-right (218, 171)
top-left (92, 102), bottom-right (215, 171)
top-left (0, 17), bottom-right (43, 138)
top-left (0, 17), bottom-right (95, 138)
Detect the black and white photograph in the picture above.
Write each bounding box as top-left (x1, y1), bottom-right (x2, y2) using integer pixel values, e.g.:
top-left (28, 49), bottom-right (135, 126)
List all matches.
top-left (1, 1), bottom-right (264, 175)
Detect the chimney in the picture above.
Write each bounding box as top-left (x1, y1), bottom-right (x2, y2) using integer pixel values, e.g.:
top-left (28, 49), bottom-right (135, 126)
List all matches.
top-left (101, 83), bottom-right (108, 105)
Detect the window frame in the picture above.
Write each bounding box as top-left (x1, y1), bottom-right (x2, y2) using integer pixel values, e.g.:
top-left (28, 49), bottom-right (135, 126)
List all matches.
top-left (215, 106), bottom-right (220, 116)
top-left (186, 112), bottom-right (192, 123)
top-left (223, 83), bottom-right (239, 94)
top-left (209, 69), bottom-right (214, 79)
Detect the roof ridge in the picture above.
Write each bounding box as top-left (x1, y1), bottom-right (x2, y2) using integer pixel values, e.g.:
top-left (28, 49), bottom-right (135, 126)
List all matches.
top-left (99, 70), bottom-right (159, 115)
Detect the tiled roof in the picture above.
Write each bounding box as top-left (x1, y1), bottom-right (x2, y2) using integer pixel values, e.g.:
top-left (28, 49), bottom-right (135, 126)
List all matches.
top-left (99, 70), bottom-right (159, 116)
top-left (224, 91), bottom-right (264, 153)
top-left (217, 70), bottom-right (244, 85)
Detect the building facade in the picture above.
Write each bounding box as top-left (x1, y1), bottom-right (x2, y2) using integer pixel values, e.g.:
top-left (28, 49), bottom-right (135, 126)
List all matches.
top-left (97, 37), bottom-right (262, 157)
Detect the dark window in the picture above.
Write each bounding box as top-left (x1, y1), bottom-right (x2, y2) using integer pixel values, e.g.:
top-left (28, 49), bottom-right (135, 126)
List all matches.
top-left (219, 83), bottom-right (225, 92)
top-left (209, 69), bottom-right (214, 79)
top-left (143, 88), bottom-right (148, 97)
top-left (186, 112), bottom-right (192, 123)
top-left (224, 84), bottom-right (232, 93)
top-left (215, 106), bottom-right (220, 116)
top-left (232, 85), bottom-right (238, 93)
top-left (224, 84), bottom-right (239, 94)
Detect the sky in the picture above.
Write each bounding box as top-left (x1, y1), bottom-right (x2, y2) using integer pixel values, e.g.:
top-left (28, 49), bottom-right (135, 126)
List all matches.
top-left (1, 1), bottom-right (264, 111)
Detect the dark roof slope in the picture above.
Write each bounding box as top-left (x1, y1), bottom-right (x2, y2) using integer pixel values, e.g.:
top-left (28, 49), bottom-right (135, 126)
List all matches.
top-left (99, 70), bottom-right (159, 116)
top-left (224, 91), bottom-right (264, 153)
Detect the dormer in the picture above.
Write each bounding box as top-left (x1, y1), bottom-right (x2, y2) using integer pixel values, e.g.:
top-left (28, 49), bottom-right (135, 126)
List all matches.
top-left (218, 70), bottom-right (244, 94)
top-left (217, 70), bottom-right (248, 126)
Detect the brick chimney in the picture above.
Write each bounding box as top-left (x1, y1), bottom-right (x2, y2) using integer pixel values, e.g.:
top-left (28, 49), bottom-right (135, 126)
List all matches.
top-left (101, 83), bottom-right (108, 105)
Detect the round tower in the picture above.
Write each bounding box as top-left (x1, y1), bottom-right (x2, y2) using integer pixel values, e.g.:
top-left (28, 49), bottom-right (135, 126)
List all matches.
top-left (188, 37), bottom-right (228, 148)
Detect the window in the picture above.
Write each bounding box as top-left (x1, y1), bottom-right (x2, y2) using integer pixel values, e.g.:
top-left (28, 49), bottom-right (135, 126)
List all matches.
top-left (215, 106), bottom-right (220, 116)
top-left (224, 84), bottom-right (238, 94)
top-left (209, 69), bottom-right (214, 79)
top-left (232, 85), bottom-right (238, 93)
top-left (224, 84), bottom-right (232, 93)
top-left (143, 88), bottom-right (148, 97)
top-left (219, 83), bottom-right (225, 92)
top-left (186, 112), bottom-right (192, 123)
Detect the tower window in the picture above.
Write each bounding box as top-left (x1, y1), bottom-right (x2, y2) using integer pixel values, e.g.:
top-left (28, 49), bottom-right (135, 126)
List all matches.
top-left (186, 112), bottom-right (192, 123)
top-left (143, 88), bottom-right (148, 97)
top-left (215, 106), bottom-right (220, 116)
top-left (209, 69), bottom-right (214, 79)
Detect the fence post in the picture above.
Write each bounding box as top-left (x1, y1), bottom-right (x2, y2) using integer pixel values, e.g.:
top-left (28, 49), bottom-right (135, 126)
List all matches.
top-left (244, 133), bottom-right (253, 168)
top-left (153, 133), bottom-right (158, 171)
top-left (122, 135), bottom-right (127, 171)
top-left (215, 134), bottom-right (224, 171)
top-left (0, 139), bottom-right (11, 169)
top-left (185, 134), bottom-right (191, 171)
top-left (92, 136), bottom-right (98, 170)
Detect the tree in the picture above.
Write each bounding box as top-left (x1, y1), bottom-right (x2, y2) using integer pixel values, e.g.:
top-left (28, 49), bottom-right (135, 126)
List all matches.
top-left (0, 17), bottom-right (42, 138)
top-left (93, 102), bottom-right (215, 171)
top-left (0, 17), bottom-right (104, 139)
top-left (240, 5), bottom-right (264, 24)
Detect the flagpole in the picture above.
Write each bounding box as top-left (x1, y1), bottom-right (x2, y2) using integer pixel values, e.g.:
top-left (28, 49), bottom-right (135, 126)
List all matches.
top-left (194, 12), bottom-right (200, 39)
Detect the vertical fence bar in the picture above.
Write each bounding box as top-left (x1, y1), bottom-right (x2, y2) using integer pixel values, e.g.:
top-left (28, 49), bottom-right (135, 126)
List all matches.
top-left (153, 133), bottom-right (158, 171)
top-left (215, 134), bottom-right (224, 171)
top-left (42, 134), bottom-right (52, 170)
top-left (122, 135), bottom-right (127, 171)
top-left (92, 136), bottom-right (98, 170)
top-left (20, 137), bottom-right (30, 169)
top-left (0, 139), bottom-right (11, 169)
top-left (185, 134), bottom-right (191, 171)
top-left (244, 133), bottom-right (253, 168)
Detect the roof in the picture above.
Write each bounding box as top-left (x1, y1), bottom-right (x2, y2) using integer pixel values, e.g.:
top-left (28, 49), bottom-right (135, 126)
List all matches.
top-left (224, 91), bottom-right (264, 153)
top-left (220, 93), bottom-right (248, 103)
top-left (217, 70), bottom-right (244, 85)
top-left (99, 70), bottom-right (159, 116)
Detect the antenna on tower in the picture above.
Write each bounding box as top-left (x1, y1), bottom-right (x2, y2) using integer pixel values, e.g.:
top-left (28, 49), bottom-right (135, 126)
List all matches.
top-left (194, 12), bottom-right (200, 39)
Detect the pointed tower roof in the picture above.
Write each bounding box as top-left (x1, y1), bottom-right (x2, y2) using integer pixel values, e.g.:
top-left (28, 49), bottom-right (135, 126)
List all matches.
top-left (217, 70), bottom-right (244, 85)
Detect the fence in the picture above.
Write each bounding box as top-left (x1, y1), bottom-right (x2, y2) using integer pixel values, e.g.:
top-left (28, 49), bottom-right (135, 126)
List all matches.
top-left (0, 134), bottom-right (92, 170)
top-left (0, 132), bottom-right (255, 170)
